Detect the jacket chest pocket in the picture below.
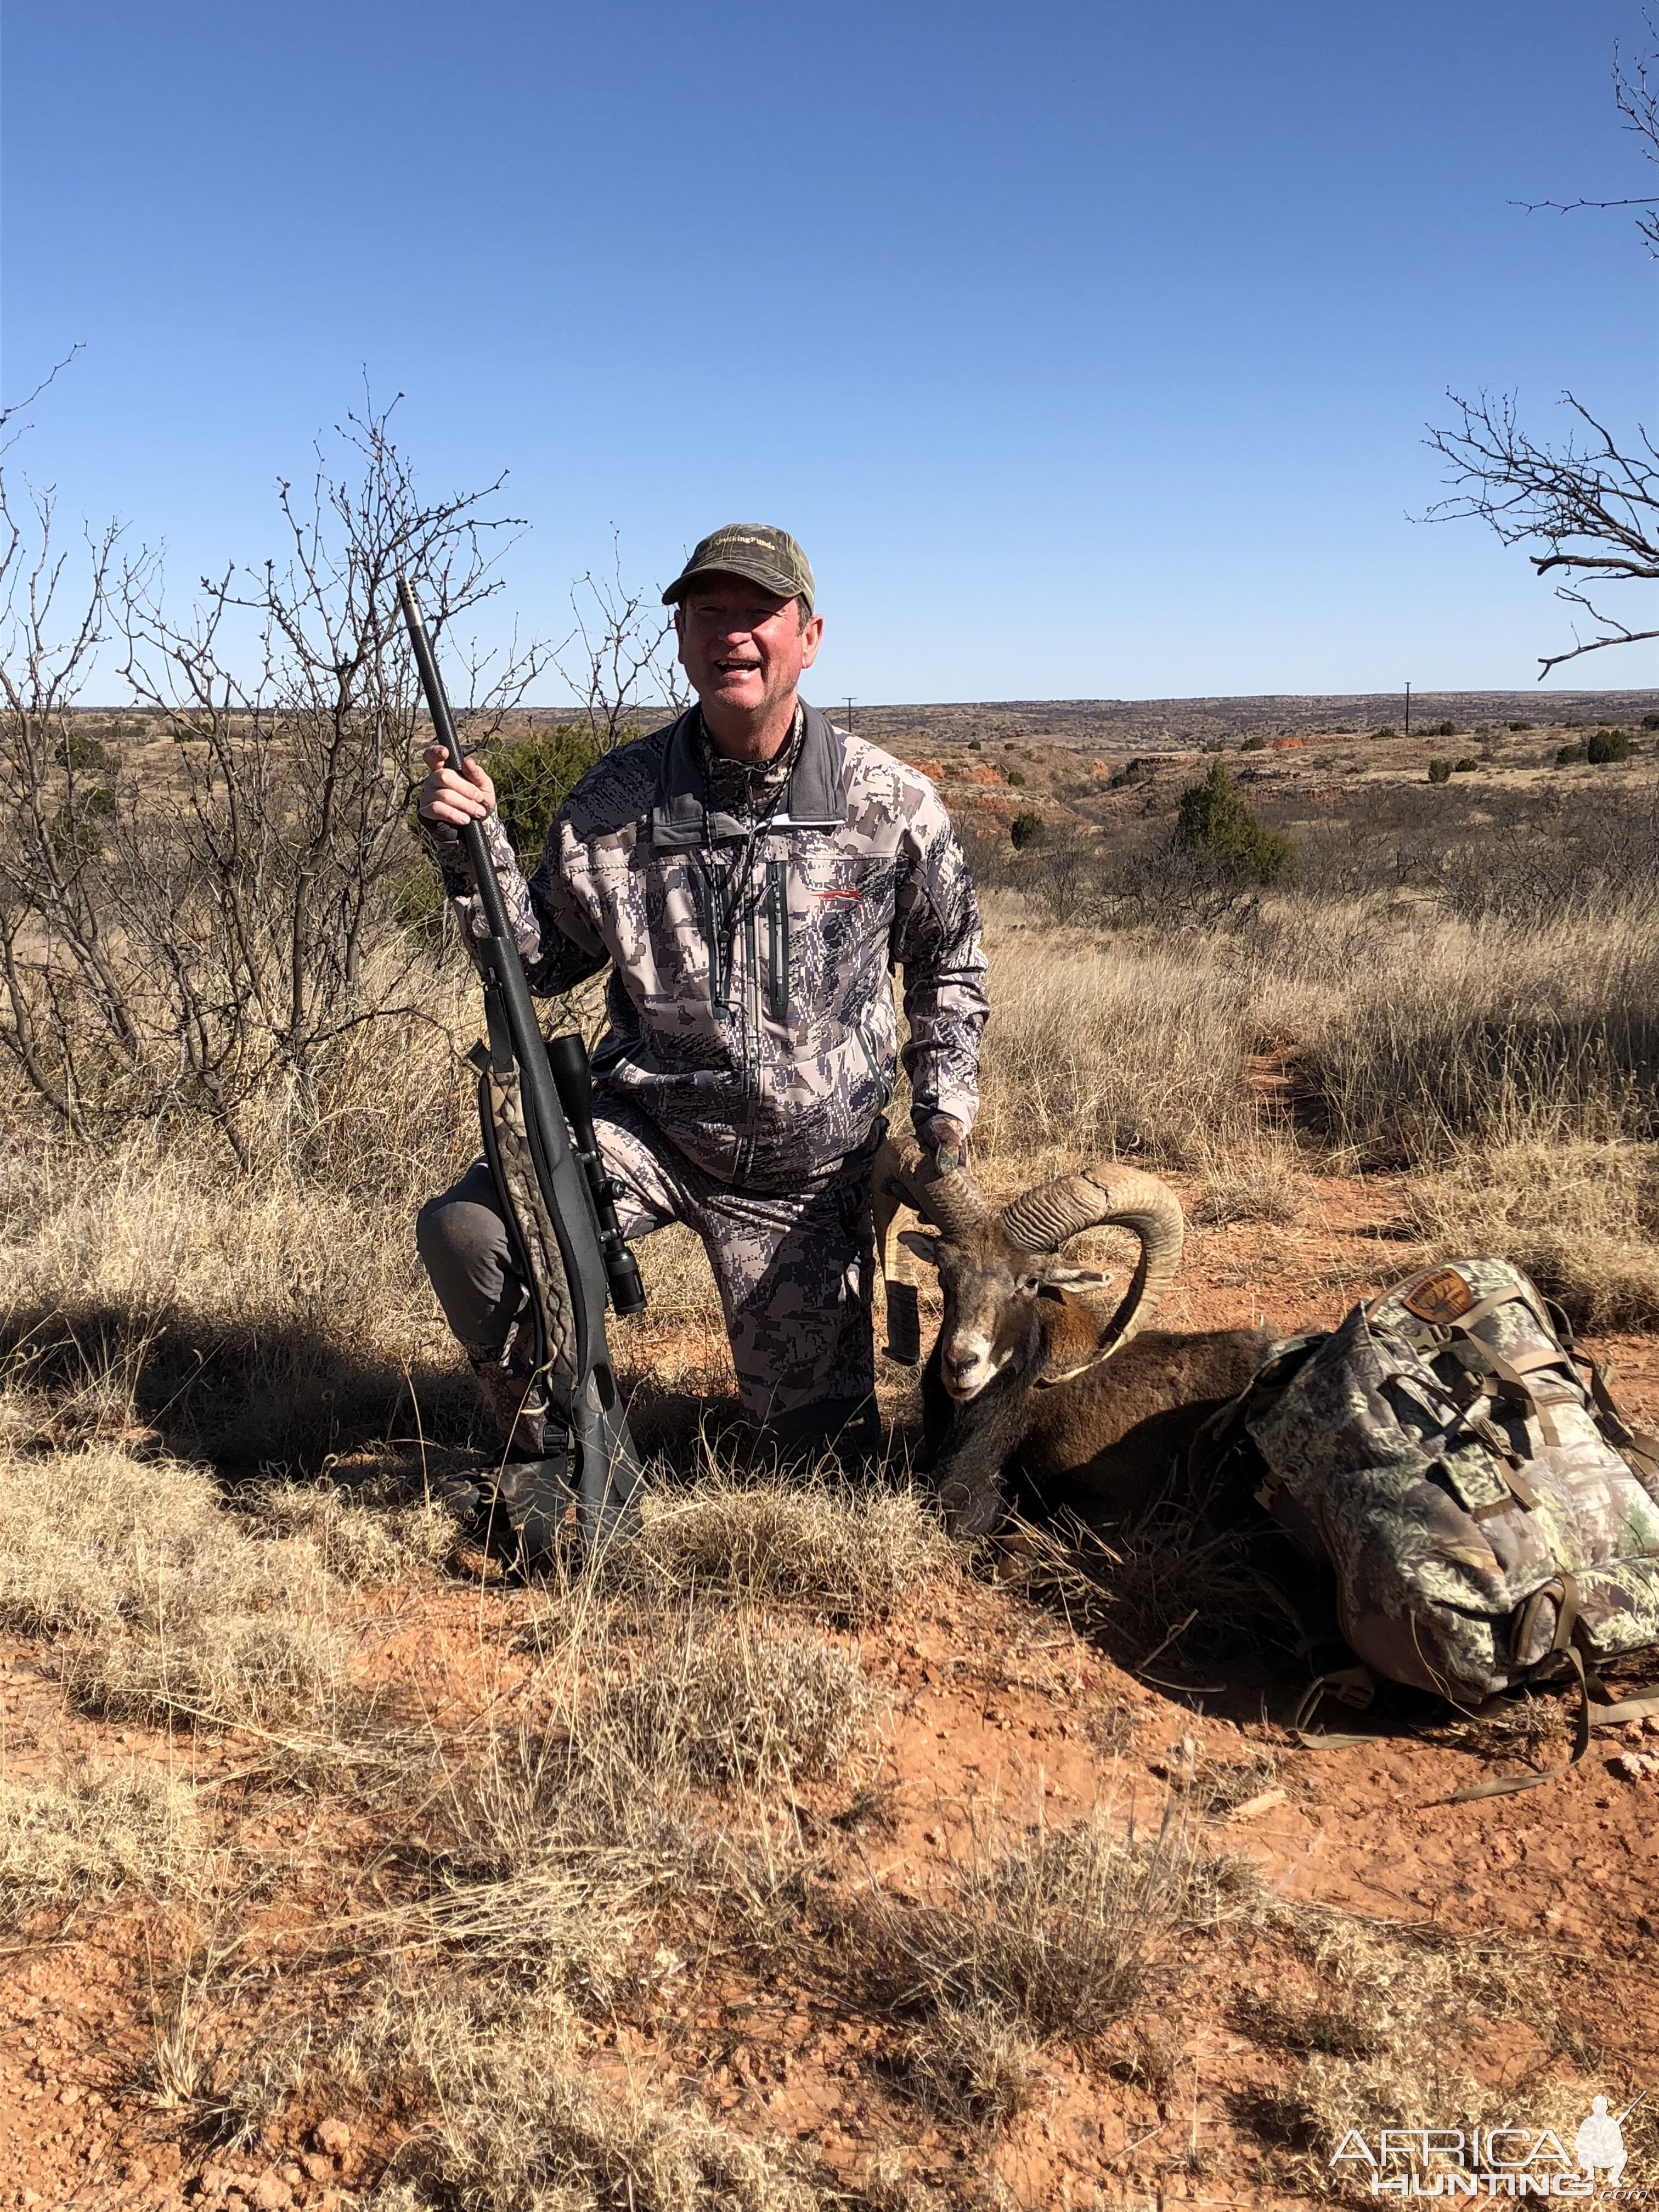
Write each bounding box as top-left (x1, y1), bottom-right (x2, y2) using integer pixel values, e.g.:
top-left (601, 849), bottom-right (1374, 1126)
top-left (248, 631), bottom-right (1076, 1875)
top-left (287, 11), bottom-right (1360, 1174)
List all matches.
top-left (680, 853), bottom-right (789, 1023)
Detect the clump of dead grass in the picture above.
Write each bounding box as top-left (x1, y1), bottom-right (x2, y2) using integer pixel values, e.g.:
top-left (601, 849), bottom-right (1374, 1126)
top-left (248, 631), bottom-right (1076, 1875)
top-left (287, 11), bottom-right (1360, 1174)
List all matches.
top-left (247, 1977), bottom-right (827, 2212)
top-left (596, 1613), bottom-right (874, 1786)
top-left (0, 1441), bottom-right (357, 1745)
top-left (403, 1602), bottom-right (871, 1994)
top-left (0, 1759), bottom-right (200, 1921)
top-left (905, 2001), bottom-right (1044, 2126)
top-left (844, 1808), bottom-right (1257, 2042)
top-left (623, 1470), bottom-right (954, 1627)
top-left (0, 1442), bottom-right (230, 1637)
top-left (0, 1116), bottom-right (471, 1466)
top-left (1192, 1144), bottom-right (1313, 1227)
top-left (74, 1604), bottom-right (351, 1742)
top-left (1402, 1137), bottom-right (1659, 1330)
top-left (1196, 1747), bottom-right (1283, 1817)
top-left (1000, 1498), bottom-right (1299, 1675)
top-left (1240, 1906), bottom-right (1588, 2190)
top-left (240, 1475), bottom-right (466, 1585)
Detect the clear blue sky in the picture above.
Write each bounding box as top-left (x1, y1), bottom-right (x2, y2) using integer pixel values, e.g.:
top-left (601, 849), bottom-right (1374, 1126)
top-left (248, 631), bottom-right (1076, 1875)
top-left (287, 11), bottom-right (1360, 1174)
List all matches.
top-left (3, 0), bottom-right (1655, 704)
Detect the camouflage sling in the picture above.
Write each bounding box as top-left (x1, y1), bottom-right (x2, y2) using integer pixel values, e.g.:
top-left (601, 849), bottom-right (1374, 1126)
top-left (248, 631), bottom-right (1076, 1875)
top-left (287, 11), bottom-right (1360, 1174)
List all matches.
top-left (1199, 1259), bottom-right (1659, 1799)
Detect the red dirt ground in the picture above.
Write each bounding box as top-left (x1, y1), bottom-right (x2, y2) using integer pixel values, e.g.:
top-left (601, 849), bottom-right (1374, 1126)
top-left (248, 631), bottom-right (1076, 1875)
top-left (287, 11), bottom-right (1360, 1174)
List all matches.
top-left (2, 1174), bottom-right (1656, 2211)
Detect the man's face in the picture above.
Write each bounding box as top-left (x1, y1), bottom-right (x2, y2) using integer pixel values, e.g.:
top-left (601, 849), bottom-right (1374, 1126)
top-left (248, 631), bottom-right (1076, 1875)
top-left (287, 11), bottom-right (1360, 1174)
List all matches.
top-left (675, 572), bottom-right (823, 724)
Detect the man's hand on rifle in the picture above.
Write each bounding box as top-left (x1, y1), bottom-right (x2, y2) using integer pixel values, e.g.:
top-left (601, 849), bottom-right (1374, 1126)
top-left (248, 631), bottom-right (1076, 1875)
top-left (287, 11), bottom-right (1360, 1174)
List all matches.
top-left (418, 743), bottom-right (498, 829)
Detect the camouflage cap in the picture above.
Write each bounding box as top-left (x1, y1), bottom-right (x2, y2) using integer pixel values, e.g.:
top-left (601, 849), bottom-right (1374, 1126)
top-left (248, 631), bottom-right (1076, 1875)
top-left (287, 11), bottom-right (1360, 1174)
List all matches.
top-left (662, 524), bottom-right (815, 614)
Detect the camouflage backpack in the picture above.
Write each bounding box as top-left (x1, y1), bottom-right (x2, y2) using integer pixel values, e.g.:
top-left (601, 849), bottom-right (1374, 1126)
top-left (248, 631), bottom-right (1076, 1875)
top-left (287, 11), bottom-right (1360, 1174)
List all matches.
top-left (1200, 1258), bottom-right (1659, 1798)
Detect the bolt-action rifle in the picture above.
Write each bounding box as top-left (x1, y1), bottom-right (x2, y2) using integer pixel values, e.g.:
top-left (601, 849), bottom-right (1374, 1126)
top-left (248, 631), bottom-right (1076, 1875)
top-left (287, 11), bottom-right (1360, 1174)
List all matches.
top-left (397, 573), bottom-right (644, 1550)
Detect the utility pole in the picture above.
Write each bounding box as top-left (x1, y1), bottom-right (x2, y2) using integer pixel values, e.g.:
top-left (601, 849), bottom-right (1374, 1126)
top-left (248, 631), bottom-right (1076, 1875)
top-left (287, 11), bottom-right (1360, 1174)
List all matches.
top-left (844, 695), bottom-right (856, 733)
top-left (1404, 682), bottom-right (1412, 738)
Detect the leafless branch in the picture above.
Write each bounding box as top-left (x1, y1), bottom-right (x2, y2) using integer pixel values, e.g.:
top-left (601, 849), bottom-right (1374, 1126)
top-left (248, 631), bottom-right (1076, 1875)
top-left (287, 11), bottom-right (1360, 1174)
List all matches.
top-left (553, 528), bottom-right (687, 749)
top-left (1518, 22), bottom-right (1659, 252)
top-left (1428, 24), bottom-right (1659, 673)
top-left (0, 347), bottom-right (86, 457)
top-left (1425, 388), bottom-right (1659, 676)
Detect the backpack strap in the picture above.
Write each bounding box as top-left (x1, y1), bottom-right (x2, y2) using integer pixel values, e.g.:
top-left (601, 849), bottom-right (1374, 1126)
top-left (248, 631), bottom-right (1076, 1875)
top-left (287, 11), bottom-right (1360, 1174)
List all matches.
top-left (1432, 1574), bottom-right (1659, 1801)
top-left (1443, 1325), bottom-right (1579, 1449)
top-left (1292, 1666), bottom-right (1382, 1749)
top-left (1432, 1644), bottom-right (1595, 1803)
top-left (1379, 1360), bottom-right (1529, 1476)
top-left (1573, 1347), bottom-right (1659, 1480)
top-left (1522, 1296), bottom-right (1659, 1479)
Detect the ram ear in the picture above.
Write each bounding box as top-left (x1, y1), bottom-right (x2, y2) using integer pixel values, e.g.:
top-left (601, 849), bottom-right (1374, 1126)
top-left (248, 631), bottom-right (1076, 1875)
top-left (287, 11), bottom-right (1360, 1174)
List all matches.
top-left (1034, 1285), bottom-right (1125, 1386)
top-left (898, 1229), bottom-right (942, 1269)
top-left (1040, 1263), bottom-right (1114, 1293)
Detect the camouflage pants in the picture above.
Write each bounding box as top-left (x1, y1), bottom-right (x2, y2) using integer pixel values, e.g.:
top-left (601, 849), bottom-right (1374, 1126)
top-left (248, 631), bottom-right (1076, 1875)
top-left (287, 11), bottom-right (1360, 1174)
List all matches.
top-left (416, 1097), bottom-right (878, 1451)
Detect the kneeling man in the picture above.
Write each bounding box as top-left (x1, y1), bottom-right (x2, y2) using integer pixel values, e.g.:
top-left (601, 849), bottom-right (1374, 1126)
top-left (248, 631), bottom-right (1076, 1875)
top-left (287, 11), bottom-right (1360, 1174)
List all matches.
top-left (416, 525), bottom-right (988, 1477)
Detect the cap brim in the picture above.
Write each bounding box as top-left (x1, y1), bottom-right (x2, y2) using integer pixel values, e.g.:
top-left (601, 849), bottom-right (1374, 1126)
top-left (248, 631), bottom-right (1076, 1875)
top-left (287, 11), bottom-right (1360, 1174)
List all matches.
top-left (662, 558), bottom-right (809, 609)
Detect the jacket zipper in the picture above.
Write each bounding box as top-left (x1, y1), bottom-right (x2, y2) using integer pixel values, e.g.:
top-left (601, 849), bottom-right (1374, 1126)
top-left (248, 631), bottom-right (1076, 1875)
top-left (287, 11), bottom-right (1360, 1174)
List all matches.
top-left (698, 861), bottom-right (730, 1014)
top-left (765, 858), bottom-right (789, 1022)
top-left (745, 905), bottom-right (760, 1083)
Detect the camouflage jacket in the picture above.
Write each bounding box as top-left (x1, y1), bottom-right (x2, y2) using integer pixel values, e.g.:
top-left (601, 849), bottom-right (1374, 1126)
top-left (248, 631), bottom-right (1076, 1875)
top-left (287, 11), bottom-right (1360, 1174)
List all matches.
top-left (430, 702), bottom-right (989, 1190)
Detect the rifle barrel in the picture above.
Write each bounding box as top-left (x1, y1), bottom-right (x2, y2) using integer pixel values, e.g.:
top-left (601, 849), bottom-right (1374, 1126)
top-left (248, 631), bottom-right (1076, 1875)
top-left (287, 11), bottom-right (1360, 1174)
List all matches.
top-left (396, 572), bottom-right (519, 956)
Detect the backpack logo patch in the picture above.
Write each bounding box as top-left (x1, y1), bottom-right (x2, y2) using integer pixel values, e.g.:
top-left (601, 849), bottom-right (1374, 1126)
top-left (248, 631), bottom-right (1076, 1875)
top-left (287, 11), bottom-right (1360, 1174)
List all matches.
top-left (1403, 1267), bottom-right (1477, 1325)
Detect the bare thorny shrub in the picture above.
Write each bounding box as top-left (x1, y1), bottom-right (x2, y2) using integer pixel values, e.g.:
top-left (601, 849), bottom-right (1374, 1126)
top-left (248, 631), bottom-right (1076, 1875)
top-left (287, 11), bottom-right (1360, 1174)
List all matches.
top-left (0, 396), bottom-right (539, 1167)
top-left (554, 524), bottom-right (690, 752)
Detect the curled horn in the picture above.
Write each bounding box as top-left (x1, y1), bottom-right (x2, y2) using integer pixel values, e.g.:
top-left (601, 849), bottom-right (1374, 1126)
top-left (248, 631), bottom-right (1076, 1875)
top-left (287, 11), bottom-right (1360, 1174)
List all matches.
top-left (872, 1136), bottom-right (991, 1365)
top-left (1000, 1164), bottom-right (1184, 1367)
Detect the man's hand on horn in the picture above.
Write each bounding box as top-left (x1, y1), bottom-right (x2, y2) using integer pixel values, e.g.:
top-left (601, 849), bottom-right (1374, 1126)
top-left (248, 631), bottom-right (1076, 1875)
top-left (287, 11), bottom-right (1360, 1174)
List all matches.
top-left (419, 743), bottom-right (497, 828)
top-left (922, 1114), bottom-right (967, 1170)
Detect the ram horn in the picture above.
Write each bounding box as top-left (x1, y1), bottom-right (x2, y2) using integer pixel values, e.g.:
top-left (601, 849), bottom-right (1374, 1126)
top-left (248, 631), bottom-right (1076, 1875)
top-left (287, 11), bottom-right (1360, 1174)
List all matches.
top-left (871, 1136), bottom-right (992, 1365)
top-left (999, 1164), bottom-right (1184, 1362)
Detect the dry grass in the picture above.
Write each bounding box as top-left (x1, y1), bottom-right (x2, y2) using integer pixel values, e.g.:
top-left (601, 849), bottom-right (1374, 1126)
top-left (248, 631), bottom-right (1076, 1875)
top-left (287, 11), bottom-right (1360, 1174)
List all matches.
top-left (1241, 1909), bottom-right (1591, 2192)
top-left (240, 1476), bottom-right (468, 1585)
top-left (1001, 1494), bottom-right (1300, 1674)
top-left (843, 1807), bottom-right (1257, 2040)
top-left (0, 1093), bottom-right (475, 1468)
top-left (596, 1613), bottom-right (874, 1786)
top-left (905, 2001), bottom-right (1044, 2127)
top-left (0, 1440), bottom-right (357, 1746)
top-left (620, 1469), bottom-right (954, 1628)
top-left (304, 1980), bottom-right (828, 2212)
top-left (0, 857), bottom-right (1654, 2197)
top-left (975, 896), bottom-right (1659, 1173)
top-left (973, 938), bottom-right (1263, 1163)
top-left (0, 1759), bottom-right (199, 1922)
top-left (1192, 1143), bottom-right (1313, 1227)
top-left (1402, 1137), bottom-right (1659, 1330)
top-left (1289, 901), bottom-right (1659, 1161)
top-left (403, 1579), bottom-right (881, 1996)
